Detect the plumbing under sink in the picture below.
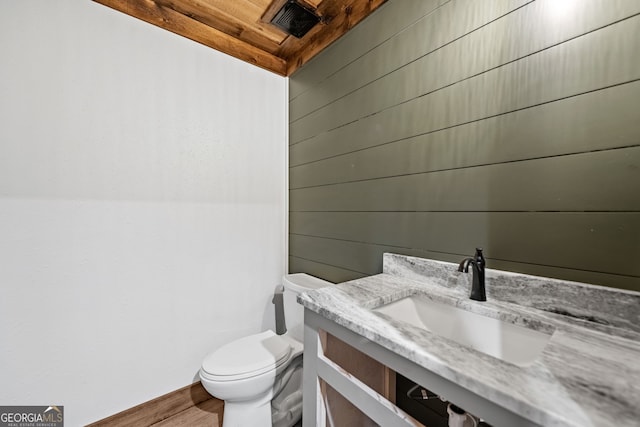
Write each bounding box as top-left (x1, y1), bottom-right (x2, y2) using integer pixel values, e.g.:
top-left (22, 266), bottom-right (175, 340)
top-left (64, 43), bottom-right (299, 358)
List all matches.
top-left (373, 294), bottom-right (554, 367)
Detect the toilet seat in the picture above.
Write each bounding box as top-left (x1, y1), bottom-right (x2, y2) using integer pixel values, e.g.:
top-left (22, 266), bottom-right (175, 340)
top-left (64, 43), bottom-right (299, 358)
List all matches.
top-left (201, 330), bottom-right (292, 382)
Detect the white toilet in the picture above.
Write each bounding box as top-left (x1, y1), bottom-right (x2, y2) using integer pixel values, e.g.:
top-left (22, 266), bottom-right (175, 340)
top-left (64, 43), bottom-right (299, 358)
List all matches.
top-left (199, 273), bottom-right (330, 427)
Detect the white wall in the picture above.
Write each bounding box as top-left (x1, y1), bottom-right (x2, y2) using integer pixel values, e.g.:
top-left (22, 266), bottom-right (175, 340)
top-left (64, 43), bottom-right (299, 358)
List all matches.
top-left (0, 1), bottom-right (287, 425)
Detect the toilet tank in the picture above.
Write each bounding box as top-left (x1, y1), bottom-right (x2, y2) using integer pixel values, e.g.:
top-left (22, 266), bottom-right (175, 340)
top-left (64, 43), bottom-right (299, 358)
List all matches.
top-left (282, 273), bottom-right (331, 342)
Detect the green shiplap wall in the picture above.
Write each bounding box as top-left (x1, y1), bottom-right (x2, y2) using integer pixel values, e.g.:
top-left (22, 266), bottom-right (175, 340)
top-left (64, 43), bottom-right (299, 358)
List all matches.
top-left (288, 0), bottom-right (640, 291)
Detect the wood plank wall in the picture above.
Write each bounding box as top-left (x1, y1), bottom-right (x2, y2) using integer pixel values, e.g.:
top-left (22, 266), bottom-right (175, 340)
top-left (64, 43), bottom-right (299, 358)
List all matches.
top-left (288, 0), bottom-right (640, 291)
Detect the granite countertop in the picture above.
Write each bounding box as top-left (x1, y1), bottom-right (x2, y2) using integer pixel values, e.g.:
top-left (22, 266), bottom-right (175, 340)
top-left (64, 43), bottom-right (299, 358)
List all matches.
top-left (298, 253), bottom-right (640, 427)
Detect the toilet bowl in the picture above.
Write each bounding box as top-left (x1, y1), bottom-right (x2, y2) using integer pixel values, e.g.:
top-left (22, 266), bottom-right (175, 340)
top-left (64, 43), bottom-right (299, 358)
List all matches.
top-left (199, 273), bottom-right (330, 427)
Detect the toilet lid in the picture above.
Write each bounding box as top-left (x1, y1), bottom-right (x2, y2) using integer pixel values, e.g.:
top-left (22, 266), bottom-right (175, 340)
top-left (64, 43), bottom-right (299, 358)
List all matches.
top-left (201, 330), bottom-right (292, 378)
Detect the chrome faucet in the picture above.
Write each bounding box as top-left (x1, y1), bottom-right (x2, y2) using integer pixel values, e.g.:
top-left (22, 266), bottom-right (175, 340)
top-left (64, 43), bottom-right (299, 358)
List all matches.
top-left (458, 248), bottom-right (486, 301)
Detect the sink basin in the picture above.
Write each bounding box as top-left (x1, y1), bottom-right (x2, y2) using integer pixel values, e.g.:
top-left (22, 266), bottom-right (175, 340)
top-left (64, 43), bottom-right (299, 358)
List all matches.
top-left (373, 294), bottom-right (553, 367)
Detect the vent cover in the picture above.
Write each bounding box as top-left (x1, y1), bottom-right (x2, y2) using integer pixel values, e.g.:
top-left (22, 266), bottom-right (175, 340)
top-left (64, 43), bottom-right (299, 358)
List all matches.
top-left (271, 0), bottom-right (320, 38)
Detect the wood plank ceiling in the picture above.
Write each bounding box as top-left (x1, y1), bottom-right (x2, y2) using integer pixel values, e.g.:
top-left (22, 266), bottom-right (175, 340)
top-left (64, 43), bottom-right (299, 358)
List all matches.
top-left (93, 0), bottom-right (388, 76)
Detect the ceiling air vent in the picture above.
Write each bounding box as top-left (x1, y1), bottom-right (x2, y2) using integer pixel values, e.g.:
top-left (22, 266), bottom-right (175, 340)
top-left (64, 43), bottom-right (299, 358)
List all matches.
top-left (271, 0), bottom-right (320, 38)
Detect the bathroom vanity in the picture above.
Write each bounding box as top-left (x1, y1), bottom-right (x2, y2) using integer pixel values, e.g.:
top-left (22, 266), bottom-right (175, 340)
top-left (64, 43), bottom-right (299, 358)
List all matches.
top-left (299, 254), bottom-right (640, 427)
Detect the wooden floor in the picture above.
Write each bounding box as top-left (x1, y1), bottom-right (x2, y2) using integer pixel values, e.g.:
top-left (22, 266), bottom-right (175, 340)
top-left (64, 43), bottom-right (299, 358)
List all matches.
top-left (86, 382), bottom-right (223, 427)
top-left (85, 381), bottom-right (304, 427)
top-left (151, 398), bottom-right (223, 426)
top-left (147, 399), bottom-right (304, 427)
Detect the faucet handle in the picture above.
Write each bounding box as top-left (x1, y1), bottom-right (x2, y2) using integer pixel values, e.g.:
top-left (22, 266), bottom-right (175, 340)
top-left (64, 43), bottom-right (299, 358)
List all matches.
top-left (474, 248), bottom-right (485, 267)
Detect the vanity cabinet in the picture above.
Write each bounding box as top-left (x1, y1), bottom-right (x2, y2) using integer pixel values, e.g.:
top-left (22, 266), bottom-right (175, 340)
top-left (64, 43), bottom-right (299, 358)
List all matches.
top-left (302, 309), bottom-right (539, 427)
top-left (314, 328), bottom-right (477, 427)
top-left (320, 330), bottom-right (396, 426)
top-left (299, 254), bottom-right (640, 427)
